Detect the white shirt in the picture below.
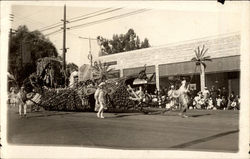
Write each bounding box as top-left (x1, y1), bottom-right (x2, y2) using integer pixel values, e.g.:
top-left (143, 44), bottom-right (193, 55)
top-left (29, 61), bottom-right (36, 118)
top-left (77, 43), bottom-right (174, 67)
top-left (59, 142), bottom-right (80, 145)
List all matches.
top-left (216, 98), bottom-right (222, 106)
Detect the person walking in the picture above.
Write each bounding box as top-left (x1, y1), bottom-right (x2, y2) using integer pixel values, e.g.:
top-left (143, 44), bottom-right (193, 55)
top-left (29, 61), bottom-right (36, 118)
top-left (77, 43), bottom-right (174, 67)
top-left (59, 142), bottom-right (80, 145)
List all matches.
top-left (17, 86), bottom-right (27, 118)
top-left (167, 85), bottom-right (176, 109)
top-left (178, 80), bottom-right (189, 118)
top-left (97, 82), bottom-right (107, 119)
top-left (94, 85), bottom-right (101, 114)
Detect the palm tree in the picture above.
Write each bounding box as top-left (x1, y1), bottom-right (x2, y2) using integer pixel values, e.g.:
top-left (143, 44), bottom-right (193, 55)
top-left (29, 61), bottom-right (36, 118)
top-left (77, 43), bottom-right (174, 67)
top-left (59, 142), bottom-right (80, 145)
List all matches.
top-left (191, 45), bottom-right (212, 92)
top-left (92, 61), bottom-right (114, 83)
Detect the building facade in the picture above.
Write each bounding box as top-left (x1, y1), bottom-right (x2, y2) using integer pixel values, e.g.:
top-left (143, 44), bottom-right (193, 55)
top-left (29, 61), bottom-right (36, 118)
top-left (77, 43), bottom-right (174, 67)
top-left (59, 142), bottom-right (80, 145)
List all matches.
top-left (97, 33), bottom-right (241, 96)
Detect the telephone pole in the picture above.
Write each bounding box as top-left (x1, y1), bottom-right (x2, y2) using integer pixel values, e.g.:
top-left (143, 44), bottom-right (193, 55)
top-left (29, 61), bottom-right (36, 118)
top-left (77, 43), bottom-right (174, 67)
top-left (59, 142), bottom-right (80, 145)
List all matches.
top-left (62, 4), bottom-right (67, 72)
top-left (78, 36), bottom-right (98, 67)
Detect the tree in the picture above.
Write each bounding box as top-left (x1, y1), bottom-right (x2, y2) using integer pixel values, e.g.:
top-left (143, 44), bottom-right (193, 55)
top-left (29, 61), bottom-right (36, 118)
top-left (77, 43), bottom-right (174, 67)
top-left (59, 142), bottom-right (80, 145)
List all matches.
top-left (135, 36), bottom-right (141, 49)
top-left (141, 38), bottom-right (150, 48)
top-left (191, 45), bottom-right (212, 92)
top-left (97, 28), bottom-right (150, 55)
top-left (8, 25), bottom-right (58, 86)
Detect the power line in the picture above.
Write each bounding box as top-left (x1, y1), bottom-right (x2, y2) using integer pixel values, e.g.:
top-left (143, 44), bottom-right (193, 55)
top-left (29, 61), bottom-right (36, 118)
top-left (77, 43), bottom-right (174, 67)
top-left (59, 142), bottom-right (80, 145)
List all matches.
top-left (69, 8), bottom-right (123, 23)
top-left (44, 9), bottom-right (150, 38)
top-left (39, 7), bottom-right (115, 32)
top-left (69, 9), bottom-right (150, 30)
top-left (69, 7), bottom-right (112, 21)
top-left (39, 22), bottom-right (62, 31)
top-left (44, 29), bottom-right (62, 36)
top-left (40, 23), bottom-right (63, 32)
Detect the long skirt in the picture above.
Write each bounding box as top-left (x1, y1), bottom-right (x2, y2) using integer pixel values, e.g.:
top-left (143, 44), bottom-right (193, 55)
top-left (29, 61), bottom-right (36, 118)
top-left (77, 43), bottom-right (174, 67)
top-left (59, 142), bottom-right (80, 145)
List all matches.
top-left (179, 94), bottom-right (189, 108)
top-left (94, 101), bottom-right (100, 112)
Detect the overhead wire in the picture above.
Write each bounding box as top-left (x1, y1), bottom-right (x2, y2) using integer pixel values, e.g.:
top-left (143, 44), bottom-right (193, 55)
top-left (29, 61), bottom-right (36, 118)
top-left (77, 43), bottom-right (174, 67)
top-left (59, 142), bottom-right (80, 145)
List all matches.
top-left (69, 9), bottom-right (150, 30)
top-left (44, 29), bottom-right (62, 36)
top-left (44, 8), bottom-right (150, 37)
top-left (69, 7), bottom-right (112, 21)
top-left (39, 23), bottom-right (63, 32)
top-left (39, 7), bottom-right (117, 32)
top-left (69, 8), bottom-right (123, 23)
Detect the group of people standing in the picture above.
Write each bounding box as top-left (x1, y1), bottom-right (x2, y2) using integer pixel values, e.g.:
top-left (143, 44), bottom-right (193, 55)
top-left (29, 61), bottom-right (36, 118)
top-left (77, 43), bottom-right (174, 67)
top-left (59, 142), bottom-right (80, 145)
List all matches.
top-left (128, 79), bottom-right (190, 118)
top-left (9, 86), bottom-right (28, 117)
top-left (8, 86), bottom-right (42, 118)
top-left (191, 87), bottom-right (240, 110)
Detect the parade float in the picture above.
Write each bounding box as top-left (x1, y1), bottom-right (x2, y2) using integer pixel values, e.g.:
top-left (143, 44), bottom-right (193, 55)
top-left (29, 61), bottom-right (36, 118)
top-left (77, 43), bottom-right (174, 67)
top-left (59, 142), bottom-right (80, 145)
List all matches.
top-left (24, 57), bottom-right (156, 112)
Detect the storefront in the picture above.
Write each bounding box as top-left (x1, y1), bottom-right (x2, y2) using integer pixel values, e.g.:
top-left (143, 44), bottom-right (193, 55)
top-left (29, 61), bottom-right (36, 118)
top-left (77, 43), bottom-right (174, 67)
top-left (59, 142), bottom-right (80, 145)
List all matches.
top-left (158, 55), bottom-right (240, 95)
top-left (97, 33), bottom-right (241, 96)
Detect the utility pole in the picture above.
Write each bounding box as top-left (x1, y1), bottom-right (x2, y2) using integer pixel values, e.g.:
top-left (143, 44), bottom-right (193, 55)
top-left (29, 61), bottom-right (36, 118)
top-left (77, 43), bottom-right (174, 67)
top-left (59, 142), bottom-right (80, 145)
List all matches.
top-left (88, 37), bottom-right (93, 66)
top-left (78, 36), bottom-right (98, 67)
top-left (62, 4), bottom-right (67, 72)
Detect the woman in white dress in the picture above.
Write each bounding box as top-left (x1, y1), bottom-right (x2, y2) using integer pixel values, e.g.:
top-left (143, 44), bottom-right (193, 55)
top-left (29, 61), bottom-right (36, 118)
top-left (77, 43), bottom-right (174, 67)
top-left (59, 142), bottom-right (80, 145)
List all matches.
top-left (178, 80), bottom-right (189, 118)
top-left (94, 86), bottom-right (101, 113)
top-left (96, 82), bottom-right (107, 118)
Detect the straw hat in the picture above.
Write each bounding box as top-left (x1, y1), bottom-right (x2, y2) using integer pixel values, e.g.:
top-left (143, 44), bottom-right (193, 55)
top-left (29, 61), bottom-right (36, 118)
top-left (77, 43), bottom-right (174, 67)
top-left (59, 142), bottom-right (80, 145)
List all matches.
top-left (98, 82), bottom-right (106, 87)
top-left (181, 80), bottom-right (186, 84)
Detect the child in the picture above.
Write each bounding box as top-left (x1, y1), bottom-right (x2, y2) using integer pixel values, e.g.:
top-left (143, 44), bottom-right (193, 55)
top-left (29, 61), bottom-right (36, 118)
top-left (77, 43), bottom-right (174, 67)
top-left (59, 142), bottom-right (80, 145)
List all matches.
top-left (216, 95), bottom-right (222, 109)
top-left (207, 97), bottom-right (214, 110)
top-left (221, 96), bottom-right (227, 110)
top-left (9, 87), bottom-right (18, 107)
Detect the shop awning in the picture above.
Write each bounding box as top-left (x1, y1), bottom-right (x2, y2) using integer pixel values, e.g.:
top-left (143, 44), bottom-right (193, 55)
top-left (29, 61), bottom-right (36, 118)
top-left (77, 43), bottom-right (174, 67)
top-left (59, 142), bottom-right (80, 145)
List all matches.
top-left (123, 65), bottom-right (155, 77)
top-left (159, 55), bottom-right (240, 76)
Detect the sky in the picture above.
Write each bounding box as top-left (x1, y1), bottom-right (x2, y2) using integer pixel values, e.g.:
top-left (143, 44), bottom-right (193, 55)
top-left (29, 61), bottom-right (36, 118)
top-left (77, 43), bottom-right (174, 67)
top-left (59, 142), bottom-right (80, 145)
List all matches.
top-left (9, 1), bottom-right (242, 67)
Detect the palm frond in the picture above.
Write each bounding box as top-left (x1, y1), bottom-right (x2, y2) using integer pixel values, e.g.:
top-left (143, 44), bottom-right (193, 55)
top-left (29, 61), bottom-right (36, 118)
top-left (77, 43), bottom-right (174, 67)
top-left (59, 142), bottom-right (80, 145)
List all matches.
top-left (197, 46), bottom-right (200, 57)
top-left (194, 49), bottom-right (199, 59)
top-left (200, 45), bottom-right (205, 57)
top-left (203, 56), bottom-right (212, 61)
top-left (191, 57), bottom-right (197, 61)
top-left (106, 68), bottom-right (114, 73)
top-left (202, 48), bottom-right (209, 57)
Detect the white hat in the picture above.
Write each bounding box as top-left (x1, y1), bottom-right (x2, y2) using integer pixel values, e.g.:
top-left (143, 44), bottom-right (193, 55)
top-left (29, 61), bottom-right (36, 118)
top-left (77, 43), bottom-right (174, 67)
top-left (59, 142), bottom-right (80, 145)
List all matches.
top-left (98, 82), bottom-right (105, 87)
top-left (181, 80), bottom-right (186, 84)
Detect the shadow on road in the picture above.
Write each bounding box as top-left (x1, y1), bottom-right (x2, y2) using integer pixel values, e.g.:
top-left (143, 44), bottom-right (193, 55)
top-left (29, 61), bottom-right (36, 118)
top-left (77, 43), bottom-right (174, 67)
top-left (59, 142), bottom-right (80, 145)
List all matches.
top-left (170, 129), bottom-right (239, 149)
top-left (108, 113), bottom-right (143, 118)
top-left (25, 111), bottom-right (78, 119)
top-left (190, 113), bottom-right (211, 118)
top-left (145, 110), bottom-right (212, 118)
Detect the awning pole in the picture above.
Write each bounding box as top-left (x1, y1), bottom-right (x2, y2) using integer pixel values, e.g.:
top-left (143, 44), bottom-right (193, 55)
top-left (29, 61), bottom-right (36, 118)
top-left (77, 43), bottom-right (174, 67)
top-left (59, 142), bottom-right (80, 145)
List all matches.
top-left (155, 64), bottom-right (160, 91)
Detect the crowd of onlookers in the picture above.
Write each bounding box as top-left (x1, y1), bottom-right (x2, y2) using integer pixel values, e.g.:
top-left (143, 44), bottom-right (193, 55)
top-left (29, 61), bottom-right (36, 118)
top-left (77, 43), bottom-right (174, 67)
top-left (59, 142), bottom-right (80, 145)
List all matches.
top-left (131, 85), bottom-right (240, 110)
top-left (8, 86), bottom-right (42, 118)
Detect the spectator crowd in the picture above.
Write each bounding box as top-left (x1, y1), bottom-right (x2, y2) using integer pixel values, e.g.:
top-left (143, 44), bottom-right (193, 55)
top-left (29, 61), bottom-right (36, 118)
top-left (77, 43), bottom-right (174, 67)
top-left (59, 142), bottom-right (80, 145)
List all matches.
top-left (131, 85), bottom-right (240, 111)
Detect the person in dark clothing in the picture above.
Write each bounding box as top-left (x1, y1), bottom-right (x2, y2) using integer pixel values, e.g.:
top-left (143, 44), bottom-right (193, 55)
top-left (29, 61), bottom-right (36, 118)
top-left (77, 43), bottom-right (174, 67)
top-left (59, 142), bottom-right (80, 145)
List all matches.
top-left (217, 87), bottom-right (222, 97)
top-left (228, 91), bottom-right (236, 110)
top-left (221, 87), bottom-right (228, 108)
top-left (210, 86), bottom-right (217, 107)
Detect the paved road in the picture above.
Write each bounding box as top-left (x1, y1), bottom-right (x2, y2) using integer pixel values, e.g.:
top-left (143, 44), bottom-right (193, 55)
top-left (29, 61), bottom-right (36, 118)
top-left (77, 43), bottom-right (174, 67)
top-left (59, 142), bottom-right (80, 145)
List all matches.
top-left (7, 107), bottom-right (239, 152)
